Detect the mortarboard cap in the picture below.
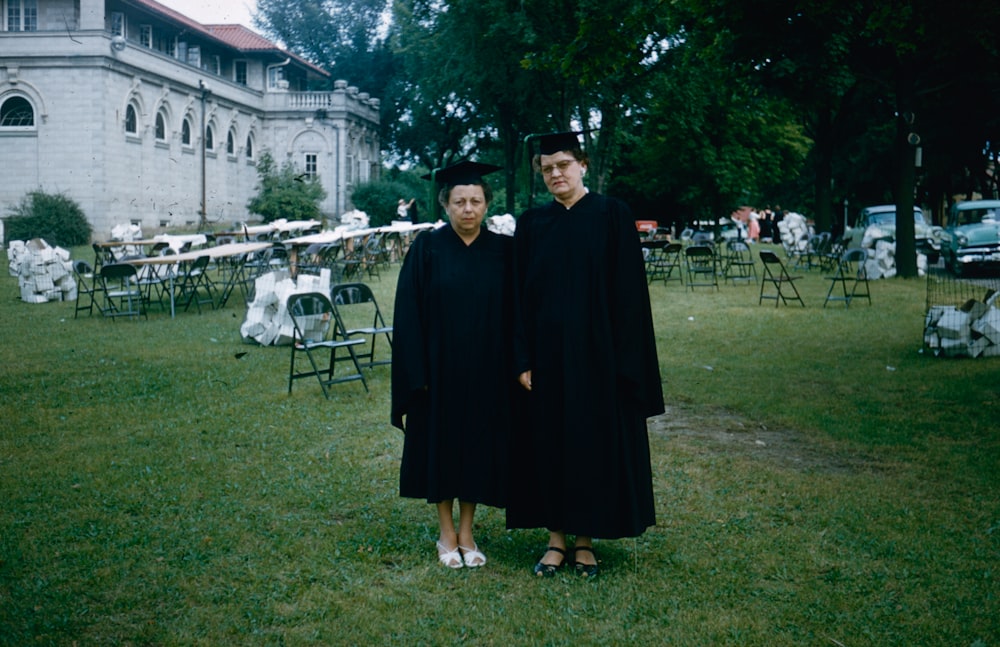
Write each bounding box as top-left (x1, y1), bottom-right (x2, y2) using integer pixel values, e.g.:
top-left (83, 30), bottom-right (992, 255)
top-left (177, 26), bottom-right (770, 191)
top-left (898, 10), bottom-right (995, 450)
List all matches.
top-left (422, 160), bottom-right (502, 186)
top-left (535, 130), bottom-right (586, 156)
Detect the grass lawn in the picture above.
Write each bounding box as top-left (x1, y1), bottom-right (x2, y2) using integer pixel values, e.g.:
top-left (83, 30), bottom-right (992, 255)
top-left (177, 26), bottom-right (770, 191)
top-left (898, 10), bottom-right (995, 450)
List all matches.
top-left (1, 244), bottom-right (998, 646)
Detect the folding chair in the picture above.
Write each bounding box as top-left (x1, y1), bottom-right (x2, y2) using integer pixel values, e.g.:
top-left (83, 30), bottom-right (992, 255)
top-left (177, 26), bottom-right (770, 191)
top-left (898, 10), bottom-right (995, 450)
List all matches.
top-left (287, 292), bottom-right (368, 398)
top-left (824, 247), bottom-right (872, 308)
top-left (99, 263), bottom-right (146, 320)
top-left (646, 241), bottom-right (684, 286)
top-left (759, 250), bottom-right (805, 307)
top-left (330, 282), bottom-right (393, 369)
top-left (73, 260), bottom-right (101, 318)
top-left (685, 245), bottom-right (719, 291)
top-left (722, 239), bottom-right (757, 285)
top-left (174, 255), bottom-right (216, 313)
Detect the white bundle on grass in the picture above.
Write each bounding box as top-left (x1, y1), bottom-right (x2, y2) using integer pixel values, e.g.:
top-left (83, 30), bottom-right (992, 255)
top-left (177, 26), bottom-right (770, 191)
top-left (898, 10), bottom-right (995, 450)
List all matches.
top-left (924, 294), bottom-right (1000, 358)
top-left (8, 239), bottom-right (75, 303)
top-left (240, 269), bottom-right (334, 346)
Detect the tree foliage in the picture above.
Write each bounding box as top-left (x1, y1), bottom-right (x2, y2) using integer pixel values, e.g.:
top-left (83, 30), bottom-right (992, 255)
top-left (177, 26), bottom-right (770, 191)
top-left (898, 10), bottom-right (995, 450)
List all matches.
top-left (254, 0), bottom-right (1000, 266)
top-left (4, 190), bottom-right (92, 247)
top-left (246, 152), bottom-right (327, 223)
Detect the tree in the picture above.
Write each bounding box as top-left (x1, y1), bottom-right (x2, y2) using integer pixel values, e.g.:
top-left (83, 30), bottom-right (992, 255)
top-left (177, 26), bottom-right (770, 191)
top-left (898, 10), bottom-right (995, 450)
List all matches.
top-left (673, 0), bottom-right (1000, 277)
top-left (247, 152), bottom-right (327, 223)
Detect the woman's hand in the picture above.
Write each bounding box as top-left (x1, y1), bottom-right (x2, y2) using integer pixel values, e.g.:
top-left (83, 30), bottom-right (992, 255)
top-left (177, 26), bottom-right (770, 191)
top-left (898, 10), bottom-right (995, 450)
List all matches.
top-left (518, 370), bottom-right (532, 391)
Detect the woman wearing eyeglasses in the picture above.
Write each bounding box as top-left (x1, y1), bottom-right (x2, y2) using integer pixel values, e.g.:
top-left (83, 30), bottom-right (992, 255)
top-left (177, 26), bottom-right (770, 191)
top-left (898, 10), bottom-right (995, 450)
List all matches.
top-left (507, 131), bottom-right (664, 577)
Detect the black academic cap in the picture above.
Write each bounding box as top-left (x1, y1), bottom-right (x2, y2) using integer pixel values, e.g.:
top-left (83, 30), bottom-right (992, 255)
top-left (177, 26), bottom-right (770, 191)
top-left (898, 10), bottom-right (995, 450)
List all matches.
top-left (422, 160), bottom-right (502, 186)
top-left (536, 130), bottom-right (586, 155)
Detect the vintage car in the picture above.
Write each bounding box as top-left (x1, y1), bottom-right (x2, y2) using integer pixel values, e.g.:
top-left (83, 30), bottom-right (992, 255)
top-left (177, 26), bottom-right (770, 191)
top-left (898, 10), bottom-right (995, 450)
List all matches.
top-left (843, 204), bottom-right (943, 262)
top-left (942, 200), bottom-right (1000, 276)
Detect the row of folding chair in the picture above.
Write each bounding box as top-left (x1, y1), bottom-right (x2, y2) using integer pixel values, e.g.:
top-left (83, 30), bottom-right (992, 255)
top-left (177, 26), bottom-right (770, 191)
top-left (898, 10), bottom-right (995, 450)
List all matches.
top-left (646, 239), bottom-right (760, 290)
top-left (759, 248), bottom-right (871, 307)
top-left (287, 282), bottom-right (394, 399)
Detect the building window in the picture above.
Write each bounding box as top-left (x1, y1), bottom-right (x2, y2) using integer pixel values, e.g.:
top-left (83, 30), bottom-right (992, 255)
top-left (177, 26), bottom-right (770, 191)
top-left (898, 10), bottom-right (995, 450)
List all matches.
top-left (205, 124), bottom-right (214, 151)
top-left (124, 104), bottom-right (138, 134)
top-left (181, 118), bottom-right (192, 146)
top-left (226, 129), bottom-right (235, 155)
top-left (165, 38), bottom-right (176, 58)
top-left (139, 25), bottom-right (152, 48)
top-left (304, 153), bottom-right (318, 179)
top-left (155, 111), bottom-right (166, 140)
top-left (0, 95), bottom-right (35, 127)
top-left (267, 66), bottom-right (286, 90)
top-left (6, 0), bottom-right (38, 31)
top-left (110, 11), bottom-right (125, 37)
top-left (187, 45), bottom-right (201, 68)
top-left (208, 55), bottom-right (221, 75)
top-left (234, 61), bottom-right (248, 86)
top-left (245, 134), bottom-right (254, 160)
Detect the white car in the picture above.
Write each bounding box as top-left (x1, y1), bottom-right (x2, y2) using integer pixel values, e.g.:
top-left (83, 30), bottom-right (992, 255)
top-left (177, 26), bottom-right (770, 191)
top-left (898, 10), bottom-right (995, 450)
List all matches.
top-left (843, 204), bottom-right (943, 262)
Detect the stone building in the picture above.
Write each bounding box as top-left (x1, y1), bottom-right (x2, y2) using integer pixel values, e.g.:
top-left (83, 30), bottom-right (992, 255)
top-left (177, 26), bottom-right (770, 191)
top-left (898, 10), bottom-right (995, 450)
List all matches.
top-left (0, 0), bottom-right (381, 238)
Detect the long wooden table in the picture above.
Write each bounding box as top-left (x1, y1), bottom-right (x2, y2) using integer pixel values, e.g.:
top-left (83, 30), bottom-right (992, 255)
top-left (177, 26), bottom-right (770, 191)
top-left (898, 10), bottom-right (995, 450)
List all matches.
top-left (123, 242), bottom-right (271, 317)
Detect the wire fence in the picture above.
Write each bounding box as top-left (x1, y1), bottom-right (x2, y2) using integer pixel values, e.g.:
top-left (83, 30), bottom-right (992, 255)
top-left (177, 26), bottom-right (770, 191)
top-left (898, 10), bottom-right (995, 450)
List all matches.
top-left (925, 267), bottom-right (1000, 311)
top-left (924, 266), bottom-right (1000, 358)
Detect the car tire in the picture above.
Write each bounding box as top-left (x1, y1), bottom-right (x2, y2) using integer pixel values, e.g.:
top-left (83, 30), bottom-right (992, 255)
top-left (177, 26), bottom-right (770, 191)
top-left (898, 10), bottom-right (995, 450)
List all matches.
top-left (949, 256), bottom-right (964, 277)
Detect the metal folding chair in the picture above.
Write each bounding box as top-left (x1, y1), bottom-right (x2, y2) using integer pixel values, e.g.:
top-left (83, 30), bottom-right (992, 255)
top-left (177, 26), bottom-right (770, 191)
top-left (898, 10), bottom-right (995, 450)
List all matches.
top-left (330, 282), bottom-right (393, 369)
top-left (759, 250), bottom-right (805, 307)
top-left (287, 292), bottom-right (368, 398)
top-left (824, 248), bottom-right (872, 308)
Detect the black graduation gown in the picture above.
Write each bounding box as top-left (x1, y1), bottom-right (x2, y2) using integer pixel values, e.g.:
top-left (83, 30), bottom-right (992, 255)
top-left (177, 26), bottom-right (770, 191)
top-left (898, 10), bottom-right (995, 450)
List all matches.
top-left (391, 225), bottom-right (513, 507)
top-left (507, 192), bottom-right (664, 539)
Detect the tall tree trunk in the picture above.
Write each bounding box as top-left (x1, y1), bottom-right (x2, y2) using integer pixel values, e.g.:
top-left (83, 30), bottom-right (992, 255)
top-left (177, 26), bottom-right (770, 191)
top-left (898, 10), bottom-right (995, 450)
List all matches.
top-left (894, 70), bottom-right (918, 279)
top-left (812, 108), bottom-right (834, 235)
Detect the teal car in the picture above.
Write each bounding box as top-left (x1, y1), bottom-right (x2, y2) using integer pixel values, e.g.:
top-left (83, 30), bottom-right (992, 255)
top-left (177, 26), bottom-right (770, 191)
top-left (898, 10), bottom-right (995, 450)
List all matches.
top-left (943, 200), bottom-right (1000, 276)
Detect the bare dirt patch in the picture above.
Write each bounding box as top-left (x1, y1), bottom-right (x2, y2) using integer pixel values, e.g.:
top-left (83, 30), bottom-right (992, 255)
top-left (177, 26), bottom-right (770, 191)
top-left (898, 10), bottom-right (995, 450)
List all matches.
top-left (648, 404), bottom-right (878, 474)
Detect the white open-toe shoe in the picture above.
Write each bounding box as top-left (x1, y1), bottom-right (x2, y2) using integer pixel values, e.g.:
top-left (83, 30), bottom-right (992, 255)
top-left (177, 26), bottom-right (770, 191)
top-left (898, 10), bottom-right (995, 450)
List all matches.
top-left (436, 541), bottom-right (464, 569)
top-left (460, 544), bottom-right (486, 568)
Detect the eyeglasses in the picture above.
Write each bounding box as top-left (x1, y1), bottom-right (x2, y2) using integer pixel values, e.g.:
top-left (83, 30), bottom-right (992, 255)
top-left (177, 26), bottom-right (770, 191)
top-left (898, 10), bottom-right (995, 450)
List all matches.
top-left (540, 160), bottom-right (577, 176)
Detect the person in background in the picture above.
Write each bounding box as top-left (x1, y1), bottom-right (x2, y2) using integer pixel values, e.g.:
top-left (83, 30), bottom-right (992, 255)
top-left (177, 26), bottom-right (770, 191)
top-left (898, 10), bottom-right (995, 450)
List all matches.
top-left (507, 131), bottom-right (664, 577)
top-left (391, 161), bottom-right (513, 569)
top-left (407, 198), bottom-right (420, 224)
top-left (396, 198), bottom-right (412, 221)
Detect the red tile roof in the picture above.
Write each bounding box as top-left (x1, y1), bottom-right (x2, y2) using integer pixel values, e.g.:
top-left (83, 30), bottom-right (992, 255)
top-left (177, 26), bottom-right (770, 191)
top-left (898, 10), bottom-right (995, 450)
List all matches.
top-left (126, 0), bottom-right (328, 76)
top-left (204, 24), bottom-right (276, 52)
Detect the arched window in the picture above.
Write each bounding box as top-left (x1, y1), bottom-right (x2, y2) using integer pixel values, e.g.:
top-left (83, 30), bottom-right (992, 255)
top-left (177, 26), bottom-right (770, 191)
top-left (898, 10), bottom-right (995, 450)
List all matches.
top-left (155, 111), bottom-right (166, 140)
top-left (181, 118), bottom-right (191, 146)
top-left (0, 96), bottom-right (35, 127)
top-left (205, 124), bottom-right (214, 150)
top-left (245, 134), bottom-right (254, 160)
top-left (124, 104), bottom-right (138, 134)
top-left (226, 129), bottom-right (235, 155)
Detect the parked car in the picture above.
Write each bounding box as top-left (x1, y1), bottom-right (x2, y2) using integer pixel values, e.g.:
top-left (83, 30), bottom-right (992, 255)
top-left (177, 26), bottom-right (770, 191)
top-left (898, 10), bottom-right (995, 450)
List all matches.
top-left (843, 204), bottom-right (943, 262)
top-left (679, 218), bottom-right (748, 243)
top-left (942, 200), bottom-right (1000, 276)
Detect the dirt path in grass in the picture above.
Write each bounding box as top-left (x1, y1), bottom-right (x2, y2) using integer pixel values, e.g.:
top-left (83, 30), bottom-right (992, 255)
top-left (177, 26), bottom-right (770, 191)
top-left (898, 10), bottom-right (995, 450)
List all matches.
top-left (647, 404), bottom-right (874, 473)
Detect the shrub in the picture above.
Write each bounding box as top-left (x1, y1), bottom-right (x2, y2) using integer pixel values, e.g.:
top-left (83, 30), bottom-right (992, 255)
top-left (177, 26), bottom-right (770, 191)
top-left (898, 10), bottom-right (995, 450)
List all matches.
top-left (351, 178), bottom-right (429, 228)
top-left (4, 190), bottom-right (93, 247)
top-left (247, 151), bottom-right (327, 223)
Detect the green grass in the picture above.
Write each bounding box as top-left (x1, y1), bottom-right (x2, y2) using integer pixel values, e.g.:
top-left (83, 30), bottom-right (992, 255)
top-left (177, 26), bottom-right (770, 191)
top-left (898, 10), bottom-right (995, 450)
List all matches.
top-left (1, 245), bottom-right (998, 645)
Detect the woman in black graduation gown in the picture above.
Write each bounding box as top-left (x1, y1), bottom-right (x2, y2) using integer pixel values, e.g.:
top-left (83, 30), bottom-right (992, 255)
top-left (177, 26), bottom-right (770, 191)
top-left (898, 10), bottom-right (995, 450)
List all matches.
top-left (391, 161), bottom-right (513, 569)
top-left (508, 132), bottom-right (664, 577)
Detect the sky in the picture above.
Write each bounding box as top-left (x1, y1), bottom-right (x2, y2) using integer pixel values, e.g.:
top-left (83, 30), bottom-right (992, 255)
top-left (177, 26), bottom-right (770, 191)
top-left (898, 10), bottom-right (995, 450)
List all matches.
top-left (157, 0), bottom-right (258, 29)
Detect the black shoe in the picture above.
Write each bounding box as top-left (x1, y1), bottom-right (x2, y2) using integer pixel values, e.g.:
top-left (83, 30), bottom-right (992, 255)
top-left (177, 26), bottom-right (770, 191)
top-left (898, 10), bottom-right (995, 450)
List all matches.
top-left (533, 546), bottom-right (566, 577)
top-left (572, 546), bottom-right (599, 578)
